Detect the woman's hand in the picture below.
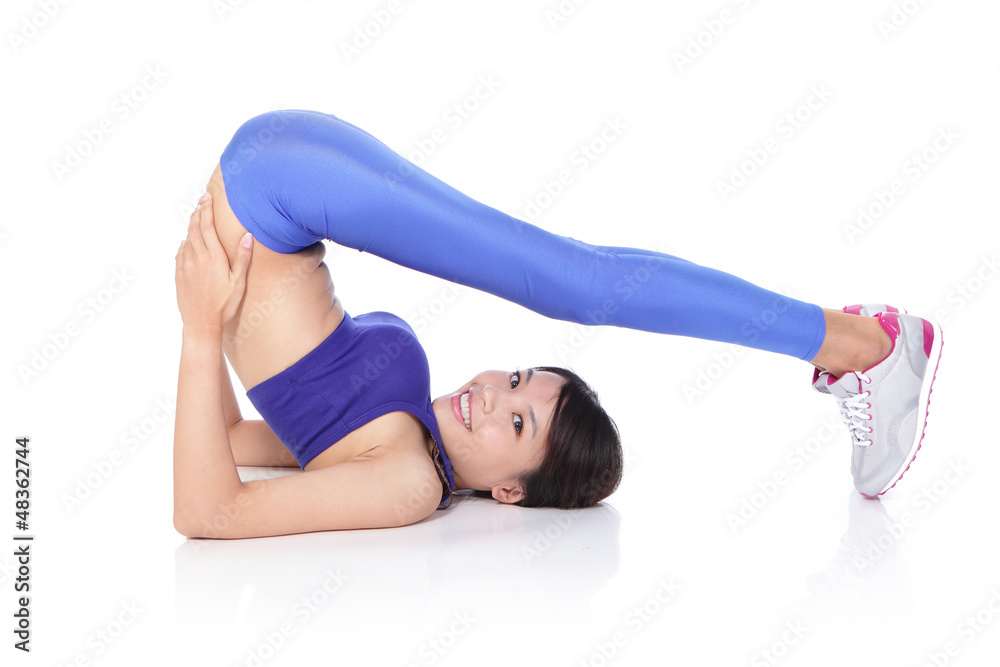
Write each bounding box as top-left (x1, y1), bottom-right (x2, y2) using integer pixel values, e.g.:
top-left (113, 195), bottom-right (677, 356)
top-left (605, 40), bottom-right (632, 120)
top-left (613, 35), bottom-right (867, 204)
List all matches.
top-left (175, 192), bottom-right (253, 336)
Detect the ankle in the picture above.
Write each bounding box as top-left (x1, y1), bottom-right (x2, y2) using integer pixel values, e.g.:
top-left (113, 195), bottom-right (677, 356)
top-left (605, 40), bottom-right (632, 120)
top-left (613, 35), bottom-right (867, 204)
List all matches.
top-left (846, 322), bottom-right (892, 373)
top-left (811, 310), bottom-right (892, 377)
top-left (857, 318), bottom-right (893, 371)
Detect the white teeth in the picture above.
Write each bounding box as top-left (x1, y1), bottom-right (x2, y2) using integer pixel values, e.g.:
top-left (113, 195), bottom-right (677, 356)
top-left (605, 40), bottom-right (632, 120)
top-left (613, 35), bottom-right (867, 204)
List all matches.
top-left (460, 392), bottom-right (471, 430)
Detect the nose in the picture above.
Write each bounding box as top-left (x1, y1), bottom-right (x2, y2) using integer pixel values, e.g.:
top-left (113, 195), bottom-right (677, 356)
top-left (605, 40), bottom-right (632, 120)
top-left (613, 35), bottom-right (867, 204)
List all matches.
top-left (480, 384), bottom-right (505, 415)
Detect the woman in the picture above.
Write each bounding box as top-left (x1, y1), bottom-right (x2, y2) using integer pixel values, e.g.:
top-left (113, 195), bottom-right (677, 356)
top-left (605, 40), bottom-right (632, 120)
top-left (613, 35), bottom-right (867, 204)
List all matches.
top-left (173, 110), bottom-right (942, 539)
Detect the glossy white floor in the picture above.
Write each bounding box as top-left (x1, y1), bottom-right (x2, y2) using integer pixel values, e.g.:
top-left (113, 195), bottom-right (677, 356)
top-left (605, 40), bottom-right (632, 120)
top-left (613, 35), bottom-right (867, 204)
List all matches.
top-left (3, 1), bottom-right (998, 665)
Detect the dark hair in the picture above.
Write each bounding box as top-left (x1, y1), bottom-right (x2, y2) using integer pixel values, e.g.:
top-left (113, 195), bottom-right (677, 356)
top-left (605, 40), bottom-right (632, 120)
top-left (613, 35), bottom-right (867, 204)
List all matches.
top-left (516, 366), bottom-right (623, 509)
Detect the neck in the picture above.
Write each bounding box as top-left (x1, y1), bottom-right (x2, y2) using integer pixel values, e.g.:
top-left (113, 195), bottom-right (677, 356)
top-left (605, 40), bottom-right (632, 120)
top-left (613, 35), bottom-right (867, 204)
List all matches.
top-left (452, 470), bottom-right (470, 491)
top-left (426, 430), bottom-right (470, 491)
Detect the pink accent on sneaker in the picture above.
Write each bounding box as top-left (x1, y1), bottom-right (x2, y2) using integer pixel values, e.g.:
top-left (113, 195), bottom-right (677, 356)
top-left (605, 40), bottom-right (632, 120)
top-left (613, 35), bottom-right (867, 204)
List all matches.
top-left (844, 305), bottom-right (863, 315)
top-left (886, 306), bottom-right (899, 314)
top-left (862, 311), bottom-right (900, 372)
top-left (859, 327), bottom-right (944, 498)
top-left (877, 311), bottom-right (900, 341)
top-left (922, 318), bottom-right (934, 358)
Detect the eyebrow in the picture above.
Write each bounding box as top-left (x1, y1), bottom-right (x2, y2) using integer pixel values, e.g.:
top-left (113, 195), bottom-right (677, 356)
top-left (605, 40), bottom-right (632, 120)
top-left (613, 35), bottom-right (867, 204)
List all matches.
top-left (524, 368), bottom-right (538, 440)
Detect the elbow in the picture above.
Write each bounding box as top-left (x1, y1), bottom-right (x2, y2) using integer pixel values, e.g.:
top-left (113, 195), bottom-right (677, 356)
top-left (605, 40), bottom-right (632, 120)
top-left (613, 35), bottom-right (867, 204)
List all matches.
top-left (389, 477), bottom-right (441, 527)
top-left (173, 510), bottom-right (197, 538)
top-left (174, 491), bottom-right (249, 538)
top-left (172, 505), bottom-right (212, 539)
top-left (393, 504), bottom-right (437, 528)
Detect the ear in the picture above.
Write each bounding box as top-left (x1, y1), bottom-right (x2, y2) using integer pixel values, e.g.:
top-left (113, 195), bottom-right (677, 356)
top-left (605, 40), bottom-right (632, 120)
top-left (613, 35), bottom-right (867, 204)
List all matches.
top-left (491, 483), bottom-right (526, 505)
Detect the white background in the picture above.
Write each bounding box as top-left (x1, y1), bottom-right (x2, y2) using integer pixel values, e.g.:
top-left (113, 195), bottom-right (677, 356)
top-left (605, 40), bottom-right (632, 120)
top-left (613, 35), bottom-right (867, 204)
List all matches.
top-left (2, 0), bottom-right (998, 665)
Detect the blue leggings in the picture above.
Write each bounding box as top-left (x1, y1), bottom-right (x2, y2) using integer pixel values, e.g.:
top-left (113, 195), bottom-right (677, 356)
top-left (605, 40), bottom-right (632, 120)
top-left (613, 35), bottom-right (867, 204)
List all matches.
top-left (219, 110), bottom-right (826, 360)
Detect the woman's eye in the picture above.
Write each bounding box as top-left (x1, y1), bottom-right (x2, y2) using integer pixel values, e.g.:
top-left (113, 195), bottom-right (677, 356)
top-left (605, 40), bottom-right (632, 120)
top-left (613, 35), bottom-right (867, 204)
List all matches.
top-left (510, 371), bottom-right (520, 389)
top-left (513, 414), bottom-right (523, 435)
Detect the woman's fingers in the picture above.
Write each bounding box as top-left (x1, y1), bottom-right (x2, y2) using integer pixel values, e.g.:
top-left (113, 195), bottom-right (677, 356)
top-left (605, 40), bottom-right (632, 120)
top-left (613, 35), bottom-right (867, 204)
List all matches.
top-left (231, 233), bottom-right (254, 279)
top-left (186, 197), bottom-right (209, 254)
top-left (227, 233), bottom-right (254, 315)
top-left (198, 192), bottom-right (225, 256)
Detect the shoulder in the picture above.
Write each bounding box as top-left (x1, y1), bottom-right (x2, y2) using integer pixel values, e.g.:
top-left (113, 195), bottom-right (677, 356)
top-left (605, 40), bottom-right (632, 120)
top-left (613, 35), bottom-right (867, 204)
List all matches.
top-left (359, 411), bottom-right (444, 508)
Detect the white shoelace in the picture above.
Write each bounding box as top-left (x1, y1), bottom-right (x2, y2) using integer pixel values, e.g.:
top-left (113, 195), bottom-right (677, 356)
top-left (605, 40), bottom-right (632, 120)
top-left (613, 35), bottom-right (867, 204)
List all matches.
top-left (836, 372), bottom-right (874, 447)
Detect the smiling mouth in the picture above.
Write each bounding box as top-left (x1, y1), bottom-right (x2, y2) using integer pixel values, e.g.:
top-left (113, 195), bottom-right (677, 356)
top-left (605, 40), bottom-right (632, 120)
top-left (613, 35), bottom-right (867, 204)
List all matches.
top-left (460, 392), bottom-right (471, 430)
top-left (451, 390), bottom-right (472, 431)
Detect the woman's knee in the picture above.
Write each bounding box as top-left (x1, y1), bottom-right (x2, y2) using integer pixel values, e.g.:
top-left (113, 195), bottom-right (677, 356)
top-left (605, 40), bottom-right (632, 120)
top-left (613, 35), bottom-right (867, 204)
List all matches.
top-left (203, 163), bottom-right (253, 264)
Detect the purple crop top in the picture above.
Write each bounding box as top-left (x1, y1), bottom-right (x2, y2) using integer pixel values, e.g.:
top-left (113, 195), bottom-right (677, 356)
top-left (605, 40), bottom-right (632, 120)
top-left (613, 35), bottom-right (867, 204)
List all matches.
top-left (245, 310), bottom-right (455, 509)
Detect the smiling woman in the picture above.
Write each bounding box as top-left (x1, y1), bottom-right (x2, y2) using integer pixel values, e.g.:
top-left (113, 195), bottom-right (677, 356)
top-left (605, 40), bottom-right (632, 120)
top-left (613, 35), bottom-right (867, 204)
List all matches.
top-left (172, 116), bottom-right (623, 538)
top-left (172, 109), bottom-right (940, 539)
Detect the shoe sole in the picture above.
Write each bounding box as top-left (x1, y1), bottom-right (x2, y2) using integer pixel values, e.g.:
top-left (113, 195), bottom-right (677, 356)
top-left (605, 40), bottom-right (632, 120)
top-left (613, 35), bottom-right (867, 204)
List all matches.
top-left (861, 321), bottom-right (944, 498)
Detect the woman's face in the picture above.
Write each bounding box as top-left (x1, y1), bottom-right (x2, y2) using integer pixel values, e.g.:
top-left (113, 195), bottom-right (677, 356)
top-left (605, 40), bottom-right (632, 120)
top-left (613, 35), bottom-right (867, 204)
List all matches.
top-left (432, 368), bottom-right (564, 503)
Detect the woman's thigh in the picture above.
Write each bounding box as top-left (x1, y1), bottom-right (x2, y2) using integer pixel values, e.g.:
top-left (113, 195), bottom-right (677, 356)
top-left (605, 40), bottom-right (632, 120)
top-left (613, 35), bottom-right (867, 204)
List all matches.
top-left (204, 163), bottom-right (345, 390)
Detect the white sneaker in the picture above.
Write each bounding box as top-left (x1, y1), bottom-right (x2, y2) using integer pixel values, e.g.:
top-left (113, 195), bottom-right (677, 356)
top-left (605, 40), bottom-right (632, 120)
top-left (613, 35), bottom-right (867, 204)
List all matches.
top-left (825, 311), bottom-right (943, 497)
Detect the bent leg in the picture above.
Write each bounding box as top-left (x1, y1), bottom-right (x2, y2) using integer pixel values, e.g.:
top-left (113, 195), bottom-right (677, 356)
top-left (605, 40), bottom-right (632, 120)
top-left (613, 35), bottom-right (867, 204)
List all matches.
top-left (219, 110), bottom-right (825, 360)
top-left (204, 163), bottom-right (346, 390)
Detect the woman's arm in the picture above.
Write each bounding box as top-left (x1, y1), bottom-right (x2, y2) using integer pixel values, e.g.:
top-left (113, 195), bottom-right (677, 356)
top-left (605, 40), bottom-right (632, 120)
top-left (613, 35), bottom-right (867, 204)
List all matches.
top-left (173, 328), bottom-right (245, 531)
top-left (174, 193), bottom-right (442, 537)
top-left (176, 445), bottom-right (442, 538)
top-left (229, 420), bottom-right (299, 467)
top-left (220, 350), bottom-right (299, 467)
top-left (220, 352), bottom-right (243, 431)
top-left (173, 194), bottom-right (255, 532)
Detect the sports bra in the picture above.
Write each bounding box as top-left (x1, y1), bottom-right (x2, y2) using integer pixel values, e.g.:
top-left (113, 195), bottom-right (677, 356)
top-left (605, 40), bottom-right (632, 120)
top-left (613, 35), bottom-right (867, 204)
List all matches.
top-left (245, 310), bottom-right (455, 509)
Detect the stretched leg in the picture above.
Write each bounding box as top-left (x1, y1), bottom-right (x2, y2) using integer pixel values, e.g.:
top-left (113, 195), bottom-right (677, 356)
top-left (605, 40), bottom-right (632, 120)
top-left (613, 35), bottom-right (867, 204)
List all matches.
top-left (220, 110), bottom-right (826, 361)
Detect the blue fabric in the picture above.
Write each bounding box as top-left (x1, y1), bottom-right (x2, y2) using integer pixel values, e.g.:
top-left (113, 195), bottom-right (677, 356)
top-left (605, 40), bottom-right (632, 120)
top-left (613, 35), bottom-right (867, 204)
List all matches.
top-left (245, 311), bottom-right (455, 509)
top-left (220, 109), bottom-right (826, 361)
